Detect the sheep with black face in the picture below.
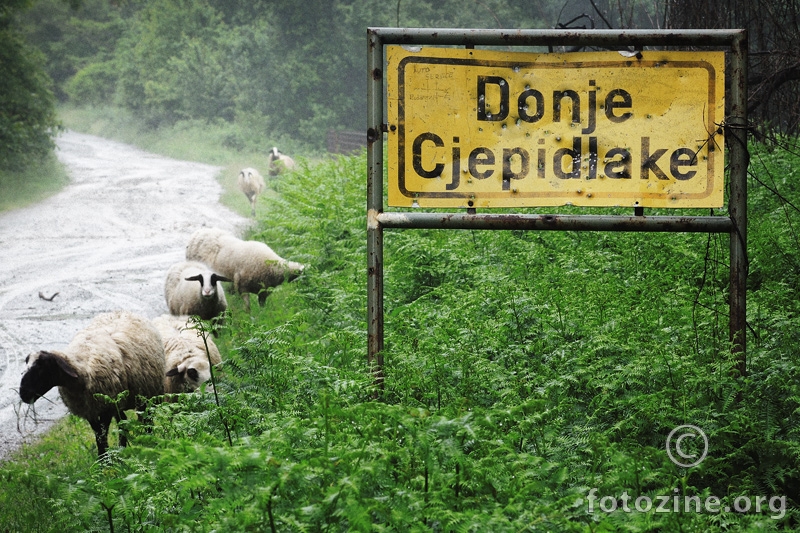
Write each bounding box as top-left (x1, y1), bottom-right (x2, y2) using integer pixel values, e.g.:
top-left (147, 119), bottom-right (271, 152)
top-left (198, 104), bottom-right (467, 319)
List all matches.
top-left (267, 146), bottom-right (296, 176)
top-left (185, 227), bottom-right (305, 311)
top-left (164, 260), bottom-right (230, 321)
top-left (19, 311), bottom-right (165, 457)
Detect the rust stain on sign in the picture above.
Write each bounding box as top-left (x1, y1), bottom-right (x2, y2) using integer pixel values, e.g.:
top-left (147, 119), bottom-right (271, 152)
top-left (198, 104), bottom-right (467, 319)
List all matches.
top-left (386, 47), bottom-right (725, 208)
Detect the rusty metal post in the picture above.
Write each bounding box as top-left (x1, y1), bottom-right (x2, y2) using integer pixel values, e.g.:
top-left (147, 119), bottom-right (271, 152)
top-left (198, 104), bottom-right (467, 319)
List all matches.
top-left (367, 29), bottom-right (385, 389)
top-left (378, 213), bottom-right (733, 233)
top-left (729, 31), bottom-right (749, 376)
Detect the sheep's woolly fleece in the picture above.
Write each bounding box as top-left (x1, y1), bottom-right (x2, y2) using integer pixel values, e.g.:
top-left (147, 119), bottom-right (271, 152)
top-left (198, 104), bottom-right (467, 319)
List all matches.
top-left (0, 131), bottom-right (247, 460)
top-left (185, 227), bottom-right (305, 307)
top-left (23, 311), bottom-right (165, 422)
top-left (267, 147), bottom-right (296, 176)
top-left (152, 314), bottom-right (222, 394)
top-left (238, 167), bottom-right (265, 216)
top-left (164, 260), bottom-right (229, 320)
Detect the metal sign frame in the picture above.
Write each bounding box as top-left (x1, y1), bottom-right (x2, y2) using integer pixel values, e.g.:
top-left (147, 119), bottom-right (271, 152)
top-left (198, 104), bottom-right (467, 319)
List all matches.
top-left (367, 28), bottom-right (748, 386)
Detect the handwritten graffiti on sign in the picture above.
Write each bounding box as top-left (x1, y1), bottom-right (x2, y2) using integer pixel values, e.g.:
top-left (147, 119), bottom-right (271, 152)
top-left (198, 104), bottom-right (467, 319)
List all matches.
top-left (386, 47), bottom-right (725, 209)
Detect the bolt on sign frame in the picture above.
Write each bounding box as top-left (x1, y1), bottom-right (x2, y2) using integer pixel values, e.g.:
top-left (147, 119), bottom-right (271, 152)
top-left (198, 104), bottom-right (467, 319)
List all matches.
top-left (367, 28), bottom-right (748, 386)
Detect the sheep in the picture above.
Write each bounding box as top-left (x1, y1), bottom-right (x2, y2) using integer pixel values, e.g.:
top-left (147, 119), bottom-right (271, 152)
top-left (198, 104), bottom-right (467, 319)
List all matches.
top-left (186, 227), bottom-right (305, 310)
top-left (18, 311), bottom-right (165, 457)
top-left (151, 314), bottom-right (222, 394)
top-left (164, 260), bottom-right (230, 322)
top-left (267, 146), bottom-right (296, 176)
top-left (237, 167), bottom-right (266, 216)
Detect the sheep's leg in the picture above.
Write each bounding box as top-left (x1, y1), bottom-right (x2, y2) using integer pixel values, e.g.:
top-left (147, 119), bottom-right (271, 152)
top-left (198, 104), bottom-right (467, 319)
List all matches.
top-left (258, 290), bottom-right (268, 307)
top-left (246, 193), bottom-right (257, 216)
top-left (235, 274), bottom-right (251, 312)
top-left (116, 410), bottom-right (128, 448)
top-left (90, 413), bottom-right (113, 457)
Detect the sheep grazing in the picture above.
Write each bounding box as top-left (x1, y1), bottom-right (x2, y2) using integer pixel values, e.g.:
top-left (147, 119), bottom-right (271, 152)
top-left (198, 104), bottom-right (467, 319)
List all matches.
top-left (237, 167), bottom-right (265, 216)
top-left (152, 314), bottom-right (222, 394)
top-left (18, 311), bottom-right (165, 457)
top-left (164, 260), bottom-right (230, 321)
top-left (267, 146), bottom-right (296, 177)
top-left (186, 227), bottom-right (305, 310)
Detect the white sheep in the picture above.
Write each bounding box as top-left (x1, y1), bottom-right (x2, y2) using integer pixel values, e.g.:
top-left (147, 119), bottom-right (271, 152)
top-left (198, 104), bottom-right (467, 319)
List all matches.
top-left (237, 167), bottom-right (266, 216)
top-left (186, 227), bottom-right (305, 310)
top-left (267, 146), bottom-right (296, 176)
top-left (151, 314), bottom-right (222, 394)
top-left (18, 311), bottom-right (165, 457)
top-left (164, 260), bottom-right (230, 321)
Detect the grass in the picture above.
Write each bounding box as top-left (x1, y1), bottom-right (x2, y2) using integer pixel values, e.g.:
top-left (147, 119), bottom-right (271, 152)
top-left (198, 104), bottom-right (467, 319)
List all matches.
top-left (0, 154), bottom-right (70, 212)
top-left (1, 107), bottom-right (799, 531)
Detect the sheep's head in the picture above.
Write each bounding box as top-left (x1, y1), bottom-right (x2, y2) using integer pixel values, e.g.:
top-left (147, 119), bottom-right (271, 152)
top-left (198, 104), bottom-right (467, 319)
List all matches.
top-left (166, 359), bottom-right (212, 392)
top-left (185, 272), bottom-right (230, 300)
top-left (284, 260), bottom-right (305, 282)
top-left (19, 351), bottom-right (80, 404)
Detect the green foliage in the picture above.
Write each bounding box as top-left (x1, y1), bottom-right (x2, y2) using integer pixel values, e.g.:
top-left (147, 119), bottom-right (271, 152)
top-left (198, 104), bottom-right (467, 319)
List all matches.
top-left (0, 18), bottom-right (59, 171)
top-left (0, 153), bottom-right (70, 211)
top-left (114, 0), bottom-right (231, 126)
top-left (17, 0), bottom-right (125, 101)
top-left (19, 0), bottom-right (568, 150)
top-left (65, 60), bottom-right (118, 104)
top-left (3, 138), bottom-right (800, 530)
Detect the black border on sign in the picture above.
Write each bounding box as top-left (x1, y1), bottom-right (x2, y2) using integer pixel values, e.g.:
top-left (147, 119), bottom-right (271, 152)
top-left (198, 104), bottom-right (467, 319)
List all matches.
top-left (393, 53), bottom-right (719, 205)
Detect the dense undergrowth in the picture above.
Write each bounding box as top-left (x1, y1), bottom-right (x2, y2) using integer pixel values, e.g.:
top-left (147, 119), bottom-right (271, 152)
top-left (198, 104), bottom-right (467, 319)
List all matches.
top-left (1, 127), bottom-right (800, 531)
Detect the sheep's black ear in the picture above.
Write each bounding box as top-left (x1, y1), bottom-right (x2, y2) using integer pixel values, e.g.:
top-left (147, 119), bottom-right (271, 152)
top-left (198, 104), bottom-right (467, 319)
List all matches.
top-left (211, 273), bottom-right (231, 284)
top-left (42, 351), bottom-right (79, 379)
top-left (185, 274), bottom-right (204, 283)
top-left (166, 367), bottom-right (183, 377)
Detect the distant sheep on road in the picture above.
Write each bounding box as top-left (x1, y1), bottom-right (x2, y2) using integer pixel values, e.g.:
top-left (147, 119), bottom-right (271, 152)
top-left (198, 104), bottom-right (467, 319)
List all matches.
top-left (237, 167), bottom-right (265, 216)
top-left (186, 227), bottom-right (305, 310)
top-left (267, 147), bottom-right (296, 176)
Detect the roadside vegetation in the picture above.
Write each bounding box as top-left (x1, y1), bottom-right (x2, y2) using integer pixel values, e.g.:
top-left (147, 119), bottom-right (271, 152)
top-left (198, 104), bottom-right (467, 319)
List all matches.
top-left (2, 106), bottom-right (800, 530)
top-left (0, 155), bottom-right (70, 212)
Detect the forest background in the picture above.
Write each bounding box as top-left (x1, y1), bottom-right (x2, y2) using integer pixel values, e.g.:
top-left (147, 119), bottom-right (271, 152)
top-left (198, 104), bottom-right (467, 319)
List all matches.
top-left (3, 0), bottom-right (799, 172)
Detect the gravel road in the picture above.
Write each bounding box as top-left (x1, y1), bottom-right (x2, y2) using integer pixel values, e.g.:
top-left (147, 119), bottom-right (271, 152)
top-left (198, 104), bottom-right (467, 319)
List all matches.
top-left (0, 130), bottom-right (247, 460)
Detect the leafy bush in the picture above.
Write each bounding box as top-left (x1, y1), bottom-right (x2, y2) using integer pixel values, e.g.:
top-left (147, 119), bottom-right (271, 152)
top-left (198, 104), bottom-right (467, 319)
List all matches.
top-left (2, 139), bottom-right (800, 531)
top-left (0, 25), bottom-right (59, 171)
top-left (65, 61), bottom-right (118, 104)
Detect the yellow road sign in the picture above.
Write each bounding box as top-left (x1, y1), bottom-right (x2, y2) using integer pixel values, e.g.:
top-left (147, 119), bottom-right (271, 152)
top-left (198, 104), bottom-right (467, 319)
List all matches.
top-left (387, 47), bottom-right (725, 208)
